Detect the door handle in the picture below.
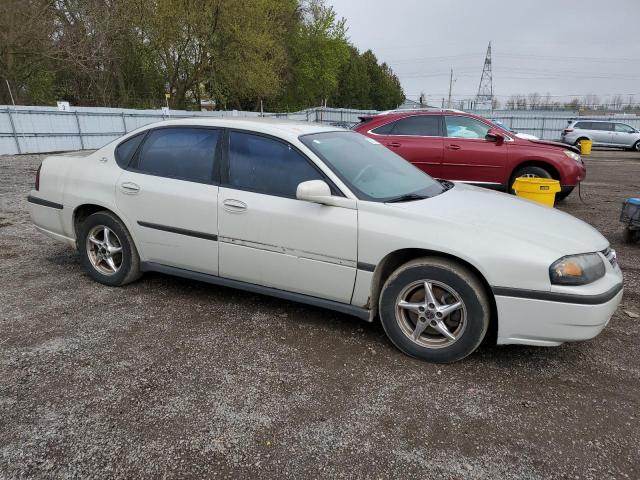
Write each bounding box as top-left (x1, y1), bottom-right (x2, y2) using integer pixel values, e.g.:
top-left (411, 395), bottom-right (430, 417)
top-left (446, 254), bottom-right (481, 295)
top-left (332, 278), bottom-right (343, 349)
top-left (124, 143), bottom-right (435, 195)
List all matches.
top-left (119, 182), bottom-right (140, 194)
top-left (446, 144), bottom-right (461, 150)
top-left (222, 198), bottom-right (248, 213)
top-left (387, 142), bottom-right (402, 148)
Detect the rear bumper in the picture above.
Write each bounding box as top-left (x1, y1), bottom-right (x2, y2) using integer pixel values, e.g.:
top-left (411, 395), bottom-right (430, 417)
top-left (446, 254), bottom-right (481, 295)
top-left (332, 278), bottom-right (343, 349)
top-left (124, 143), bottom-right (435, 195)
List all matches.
top-left (28, 193), bottom-right (75, 246)
top-left (495, 285), bottom-right (623, 346)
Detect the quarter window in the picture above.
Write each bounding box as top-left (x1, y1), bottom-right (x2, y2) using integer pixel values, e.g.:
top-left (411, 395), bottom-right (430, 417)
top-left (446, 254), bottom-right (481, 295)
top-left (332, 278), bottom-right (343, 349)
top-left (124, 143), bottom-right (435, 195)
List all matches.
top-left (135, 128), bottom-right (219, 183)
top-left (389, 115), bottom-right (441, 136)
top-left (115, 132), bottom-right (145, 168)
top-left (371, 122), bottom-right (395, 135)
top-left (228, 131), bottom-right (323, 198)
top-left (444, 116), bottom-right (490, 139)
top-left (614, 123), bottom-right (635, 133)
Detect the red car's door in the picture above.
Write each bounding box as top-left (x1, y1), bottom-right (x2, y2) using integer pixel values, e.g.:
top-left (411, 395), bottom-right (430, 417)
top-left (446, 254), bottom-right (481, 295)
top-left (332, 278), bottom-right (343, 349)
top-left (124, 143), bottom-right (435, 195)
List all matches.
top-left (441, 115), bottom-right (507, 185)
top-left (370, 115), bottom-right (444, 179)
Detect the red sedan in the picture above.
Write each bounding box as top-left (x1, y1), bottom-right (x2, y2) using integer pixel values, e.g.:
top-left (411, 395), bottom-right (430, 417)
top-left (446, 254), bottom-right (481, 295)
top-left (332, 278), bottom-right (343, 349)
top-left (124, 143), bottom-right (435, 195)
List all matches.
top-left (354, 110), bottom-right (586, 200)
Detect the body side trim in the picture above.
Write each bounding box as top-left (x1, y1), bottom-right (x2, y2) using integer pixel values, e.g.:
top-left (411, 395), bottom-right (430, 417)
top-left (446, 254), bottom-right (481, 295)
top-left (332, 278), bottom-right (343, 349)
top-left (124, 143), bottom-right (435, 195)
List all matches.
top-left (27, 195), bottom-right (63, 210)
top-left (137, 221), bottom-right (218, 241)
top-left (141, 262), bottom-right (371, 321)
top-left (492, 283), bottom-right (623, 305)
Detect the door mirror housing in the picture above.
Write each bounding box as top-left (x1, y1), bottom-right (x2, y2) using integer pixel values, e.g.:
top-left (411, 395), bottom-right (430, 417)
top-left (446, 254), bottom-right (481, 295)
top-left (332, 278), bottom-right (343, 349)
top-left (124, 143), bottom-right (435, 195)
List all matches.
top-left (296, 180), bottom-right (356, 209)
top-left (485, 129), bottom-right (505, 144)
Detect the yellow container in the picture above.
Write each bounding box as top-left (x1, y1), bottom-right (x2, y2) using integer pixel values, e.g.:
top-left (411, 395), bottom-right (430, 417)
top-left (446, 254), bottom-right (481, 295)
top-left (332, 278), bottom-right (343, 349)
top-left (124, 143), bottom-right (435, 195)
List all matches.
top-left (579, 139), bottom-right (592, 155)
top-left (512, 177), bottom-right (561, 207)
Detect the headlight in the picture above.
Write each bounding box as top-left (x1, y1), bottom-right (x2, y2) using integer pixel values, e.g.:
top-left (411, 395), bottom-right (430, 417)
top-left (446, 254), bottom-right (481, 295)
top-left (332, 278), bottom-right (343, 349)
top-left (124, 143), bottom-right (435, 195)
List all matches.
top-left (549, 253), bottom-right (605, 285)
top-left (563, 150), bottom-right (581, 162)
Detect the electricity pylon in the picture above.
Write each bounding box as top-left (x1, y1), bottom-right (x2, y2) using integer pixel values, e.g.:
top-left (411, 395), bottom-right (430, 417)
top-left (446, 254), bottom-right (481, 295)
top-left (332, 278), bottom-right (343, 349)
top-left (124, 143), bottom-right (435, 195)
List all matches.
top-left (475, 42), bottom-right (493, 109)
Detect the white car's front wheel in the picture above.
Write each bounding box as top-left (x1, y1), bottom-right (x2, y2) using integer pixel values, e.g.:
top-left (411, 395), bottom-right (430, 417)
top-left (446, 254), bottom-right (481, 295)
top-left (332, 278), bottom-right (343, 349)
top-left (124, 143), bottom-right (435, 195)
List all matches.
top-left (379, 258), bottom-right (490, 363)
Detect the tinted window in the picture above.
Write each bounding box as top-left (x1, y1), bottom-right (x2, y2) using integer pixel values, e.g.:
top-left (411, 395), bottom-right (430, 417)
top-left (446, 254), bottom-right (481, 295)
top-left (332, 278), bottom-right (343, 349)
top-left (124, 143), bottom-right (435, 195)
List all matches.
top-left (592, 122), bottom-right (612, 131)
top-left (115, 133), bottom-right (145, 168)
top-left (615, 123), bottom-right (635, 133)
top-left (445, 116), bottom-right (490, 139)
top-left (228, 131), bottom-right (323, 198)
top-left (574, 122), bottom-right (591, 129)
top-left (135, 128), bottom-right (219, 182)
top-left (390, 115), bottom-right (441, 136)
top-left (371, 122), bottom-right (395, 135)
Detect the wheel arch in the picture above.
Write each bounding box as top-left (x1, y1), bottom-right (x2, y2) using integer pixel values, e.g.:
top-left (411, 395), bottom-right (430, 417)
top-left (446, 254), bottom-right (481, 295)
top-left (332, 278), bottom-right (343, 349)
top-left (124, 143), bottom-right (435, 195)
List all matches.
top-left (368, 248), bottom-right (498, 344)
top-left (72, 203), bottom-right (138, 251)
top-left (509, 160), bottom-right (560, 183)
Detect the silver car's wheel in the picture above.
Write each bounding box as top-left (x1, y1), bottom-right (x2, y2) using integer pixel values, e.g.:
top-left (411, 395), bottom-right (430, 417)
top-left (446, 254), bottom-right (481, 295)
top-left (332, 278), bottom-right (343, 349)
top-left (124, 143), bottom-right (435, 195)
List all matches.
top-left (378, 257), bottom-right (490, 363)
top-left (86, 225), bottom-right (123, 276)
top-left (634, 141), bottom-right (640, 152)
top-left (395, 280), bottom-right (467, 349)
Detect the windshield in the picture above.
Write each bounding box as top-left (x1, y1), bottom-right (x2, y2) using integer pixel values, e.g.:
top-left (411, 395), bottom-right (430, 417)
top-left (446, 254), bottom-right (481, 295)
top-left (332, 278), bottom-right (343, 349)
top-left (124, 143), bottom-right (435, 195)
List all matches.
top-left (300, 131), bottom-right (445, 202)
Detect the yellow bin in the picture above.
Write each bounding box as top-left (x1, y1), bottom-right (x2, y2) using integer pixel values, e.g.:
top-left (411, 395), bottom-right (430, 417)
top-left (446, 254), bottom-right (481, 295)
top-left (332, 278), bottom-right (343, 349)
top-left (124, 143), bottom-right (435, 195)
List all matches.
top-left (512, 177), bottom-right (561, 207)
top-left (579, 139), bottom-right (592, 155)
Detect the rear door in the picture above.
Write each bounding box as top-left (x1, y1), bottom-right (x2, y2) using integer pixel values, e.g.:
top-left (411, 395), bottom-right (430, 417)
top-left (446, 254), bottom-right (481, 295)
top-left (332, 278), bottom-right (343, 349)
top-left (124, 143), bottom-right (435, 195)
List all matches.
top-left (370, 115), bottom-right (443, 178)
top-left (441, 115), bottom-right (507, 185)
top-left (591, 122), bottom-right (613, 145)
top-left (115, 127), bottom-right (221, 275)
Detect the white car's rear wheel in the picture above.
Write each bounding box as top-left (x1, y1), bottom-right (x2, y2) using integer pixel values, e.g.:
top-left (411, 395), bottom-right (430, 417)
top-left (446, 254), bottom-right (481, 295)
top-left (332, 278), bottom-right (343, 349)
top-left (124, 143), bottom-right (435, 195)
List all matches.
top-left (79, 211), bottom-right (141, 286)
top-left (379, 257), bottom-right (490, 363)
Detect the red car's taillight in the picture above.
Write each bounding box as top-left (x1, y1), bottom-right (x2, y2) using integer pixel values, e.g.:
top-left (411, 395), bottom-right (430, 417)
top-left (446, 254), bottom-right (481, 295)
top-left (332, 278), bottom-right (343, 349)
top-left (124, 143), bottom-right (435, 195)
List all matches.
top-left (35, 163), bottom-right (42, 191)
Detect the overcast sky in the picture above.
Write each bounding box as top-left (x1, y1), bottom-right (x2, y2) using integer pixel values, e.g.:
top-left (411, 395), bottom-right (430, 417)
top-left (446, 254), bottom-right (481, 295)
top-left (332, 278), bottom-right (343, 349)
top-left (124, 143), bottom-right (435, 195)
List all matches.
top-left (329, 0), bottom-right (640, 106)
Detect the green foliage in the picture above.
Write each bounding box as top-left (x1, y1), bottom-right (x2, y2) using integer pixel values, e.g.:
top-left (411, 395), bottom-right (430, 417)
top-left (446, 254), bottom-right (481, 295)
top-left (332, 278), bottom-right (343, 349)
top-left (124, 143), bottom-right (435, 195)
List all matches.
top-left (0, 0), bottom-right (404, 110)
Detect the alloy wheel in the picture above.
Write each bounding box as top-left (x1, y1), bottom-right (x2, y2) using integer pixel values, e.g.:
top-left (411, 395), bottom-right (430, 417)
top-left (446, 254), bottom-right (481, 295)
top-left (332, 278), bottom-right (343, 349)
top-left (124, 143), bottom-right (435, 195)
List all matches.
top-left (86, 225), bottom-right (123, 275)
top-left (395, 280), bottom-right (467, 348)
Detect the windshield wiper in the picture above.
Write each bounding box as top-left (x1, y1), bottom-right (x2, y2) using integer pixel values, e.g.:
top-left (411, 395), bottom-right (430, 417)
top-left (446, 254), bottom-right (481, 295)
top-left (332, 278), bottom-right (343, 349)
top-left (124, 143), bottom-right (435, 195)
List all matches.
top-left (385, 193), bottom-right (429, 203)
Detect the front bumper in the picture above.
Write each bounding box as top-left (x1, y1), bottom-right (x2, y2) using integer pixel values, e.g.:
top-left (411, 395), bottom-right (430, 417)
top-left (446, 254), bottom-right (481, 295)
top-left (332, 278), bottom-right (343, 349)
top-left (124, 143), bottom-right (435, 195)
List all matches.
top-left (495, 285), bottom-right (623, 346)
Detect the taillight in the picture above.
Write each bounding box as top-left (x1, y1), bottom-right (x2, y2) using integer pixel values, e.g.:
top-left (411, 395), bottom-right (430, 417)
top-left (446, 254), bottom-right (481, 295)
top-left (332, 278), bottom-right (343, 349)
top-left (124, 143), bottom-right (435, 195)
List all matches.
top-left (562, 128), bottom-right (573, 135)
top-left (35, 164), bottom-right (42, 191)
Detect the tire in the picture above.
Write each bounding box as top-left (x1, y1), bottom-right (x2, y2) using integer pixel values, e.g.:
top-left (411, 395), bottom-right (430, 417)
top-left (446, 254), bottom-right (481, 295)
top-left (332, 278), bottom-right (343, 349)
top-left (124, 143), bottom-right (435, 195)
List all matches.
top-left (634, 141), bottom-right (640, 152)
top-left (574, 138), bottom-right (588, 148)
top-left (378, 257), bottom-right (490, 363)
top-left (78, 211), bottom-right (142, 286)
top-left (509, 165), bottom-right (553, 194)
top-left (555, 187), bottom-right (574, 201)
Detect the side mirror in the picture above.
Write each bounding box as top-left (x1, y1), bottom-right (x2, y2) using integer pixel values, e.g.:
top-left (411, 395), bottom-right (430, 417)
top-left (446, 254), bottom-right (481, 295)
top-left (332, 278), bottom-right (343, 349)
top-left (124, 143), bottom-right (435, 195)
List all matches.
top-left (296, 180), bottom-right (356, 209)
top-left (485, 129), bottom-right (505, 144)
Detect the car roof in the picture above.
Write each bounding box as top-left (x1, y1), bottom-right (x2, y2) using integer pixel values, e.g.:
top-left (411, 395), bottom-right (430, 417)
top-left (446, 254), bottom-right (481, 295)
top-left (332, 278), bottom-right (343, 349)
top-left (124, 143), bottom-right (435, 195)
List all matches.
top-left (133, 117), bottom-right (342, 143)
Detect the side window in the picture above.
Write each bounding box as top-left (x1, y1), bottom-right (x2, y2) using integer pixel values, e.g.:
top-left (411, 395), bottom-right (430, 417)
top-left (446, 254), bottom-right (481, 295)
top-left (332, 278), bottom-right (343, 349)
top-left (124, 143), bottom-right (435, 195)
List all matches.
top-left (445, 116), bottom-right (490, 139)
top-left (574, 122), bottom-right (590, 130)
top-left (390, 115), bottom-right (441, 136)
top-left (115, 132), bottom-right (145, 168)
top-left (594, 123), bottom-right (613, 131)
top-left (135, 128), bottom-right (219, 183)
top-left (371, 122), bottom-right (396, 135)
top-left (228, 131), bottom-right (324, 198)
top-left (615, 123), bottom-right (635, 133)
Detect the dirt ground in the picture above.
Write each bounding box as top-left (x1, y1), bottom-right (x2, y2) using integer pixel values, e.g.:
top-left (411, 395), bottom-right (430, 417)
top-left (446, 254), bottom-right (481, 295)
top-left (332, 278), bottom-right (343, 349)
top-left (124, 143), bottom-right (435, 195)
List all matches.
top-left (1, 149), bottom-right (639, 480)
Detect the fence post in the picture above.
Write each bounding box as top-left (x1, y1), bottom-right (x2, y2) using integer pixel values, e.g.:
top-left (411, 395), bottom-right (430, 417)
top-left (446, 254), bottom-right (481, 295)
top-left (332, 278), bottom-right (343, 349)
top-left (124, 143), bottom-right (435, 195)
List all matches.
top-left (6, 108), bottom-right (22, 154)
top-left (74, 111), bottom-right (85, 149)
top-left (540, 116), bottom-right (545, 140)
top-left (121, 112), bottom-right (127, 134)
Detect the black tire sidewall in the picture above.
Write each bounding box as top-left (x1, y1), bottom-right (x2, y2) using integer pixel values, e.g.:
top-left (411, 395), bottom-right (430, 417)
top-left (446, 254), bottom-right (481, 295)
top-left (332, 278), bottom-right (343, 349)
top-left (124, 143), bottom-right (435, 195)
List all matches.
top-left (379, 264), bottom-right (488, 363)
top-left (509, 166), bottom-right (553, 194)
top-left (79, 212), bottom-right (135, 286)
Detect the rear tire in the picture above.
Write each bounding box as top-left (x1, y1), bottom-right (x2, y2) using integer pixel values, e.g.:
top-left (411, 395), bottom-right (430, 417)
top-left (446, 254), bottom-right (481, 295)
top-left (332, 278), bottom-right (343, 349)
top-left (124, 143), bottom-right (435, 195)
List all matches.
top-left (378, 257), bottom-right (490, 363)
top-left (509, 165), bottom-right (553, 194)
top-left (633, 141), bottom-right (640, 152)
top-left (574, 137), bottom-right (589, 148)
top-left (79, 211), bottom-right (141, 286)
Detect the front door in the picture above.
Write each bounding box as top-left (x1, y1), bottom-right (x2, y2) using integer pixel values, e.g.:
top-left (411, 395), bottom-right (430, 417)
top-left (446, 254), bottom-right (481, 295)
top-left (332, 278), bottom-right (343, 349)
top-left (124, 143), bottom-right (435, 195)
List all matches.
top-left (218, 130), bottom-right (358, 303)
top-left (115, 127), bottom-right (221, 275)
top-left (611, 123), bottom-right (636, 147)
top-left (441, 115), bottom-right (507, 185)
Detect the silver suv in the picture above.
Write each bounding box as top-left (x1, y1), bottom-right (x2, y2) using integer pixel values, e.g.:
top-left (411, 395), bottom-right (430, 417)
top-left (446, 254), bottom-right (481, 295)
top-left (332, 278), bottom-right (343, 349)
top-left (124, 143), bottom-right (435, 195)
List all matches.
top-left (562, 120), bottom-right (640, 151)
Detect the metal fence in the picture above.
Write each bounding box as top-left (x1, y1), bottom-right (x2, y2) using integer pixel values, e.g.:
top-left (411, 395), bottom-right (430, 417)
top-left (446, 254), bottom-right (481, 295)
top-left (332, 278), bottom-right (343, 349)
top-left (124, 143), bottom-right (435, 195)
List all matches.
top-left (1, 104), bottom-right (639, 155)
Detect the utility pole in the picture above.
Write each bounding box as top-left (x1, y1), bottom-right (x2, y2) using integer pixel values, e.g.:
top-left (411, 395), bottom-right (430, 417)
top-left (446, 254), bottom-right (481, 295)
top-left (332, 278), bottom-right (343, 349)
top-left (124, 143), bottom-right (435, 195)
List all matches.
top-left (447, 68), bottom-right (454, 109)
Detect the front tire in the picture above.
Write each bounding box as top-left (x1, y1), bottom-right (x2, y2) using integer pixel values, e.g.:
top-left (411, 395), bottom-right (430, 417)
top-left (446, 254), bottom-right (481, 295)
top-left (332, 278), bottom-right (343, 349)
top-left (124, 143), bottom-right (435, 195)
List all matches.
top-left (79, 211), bottom-right (141, 286)
top-left (633, 140), bottom-right (640, 152)
top-left (509, 165), bottom-right (553, 194)
top-left (378, 257), bottom-right (490, 363)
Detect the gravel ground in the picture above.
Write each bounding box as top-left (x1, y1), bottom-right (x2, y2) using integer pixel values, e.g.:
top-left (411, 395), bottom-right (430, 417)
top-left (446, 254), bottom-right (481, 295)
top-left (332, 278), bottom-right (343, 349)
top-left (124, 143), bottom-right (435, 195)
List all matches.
top-left (1, 150), bottom-right (639, 479)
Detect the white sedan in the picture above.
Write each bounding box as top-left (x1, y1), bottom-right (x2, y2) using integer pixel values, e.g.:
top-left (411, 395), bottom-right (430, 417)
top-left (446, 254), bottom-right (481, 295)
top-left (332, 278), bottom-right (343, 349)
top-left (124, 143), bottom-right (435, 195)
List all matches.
top-left (28, 119), bottom-right (623, 363)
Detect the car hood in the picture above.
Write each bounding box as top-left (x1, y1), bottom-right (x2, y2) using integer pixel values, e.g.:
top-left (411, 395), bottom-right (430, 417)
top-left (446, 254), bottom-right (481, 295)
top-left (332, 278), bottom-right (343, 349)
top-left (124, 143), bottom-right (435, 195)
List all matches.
top-left (385, 183), bottom-right (608, 255)
top-left (527, 138), bottom-right (579, 153)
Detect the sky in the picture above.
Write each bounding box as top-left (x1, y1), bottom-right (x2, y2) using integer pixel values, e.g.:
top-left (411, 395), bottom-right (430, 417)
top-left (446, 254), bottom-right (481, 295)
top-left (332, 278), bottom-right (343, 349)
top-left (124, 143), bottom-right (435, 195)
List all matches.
top-left (329, 0), bottom-right (640, 106)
